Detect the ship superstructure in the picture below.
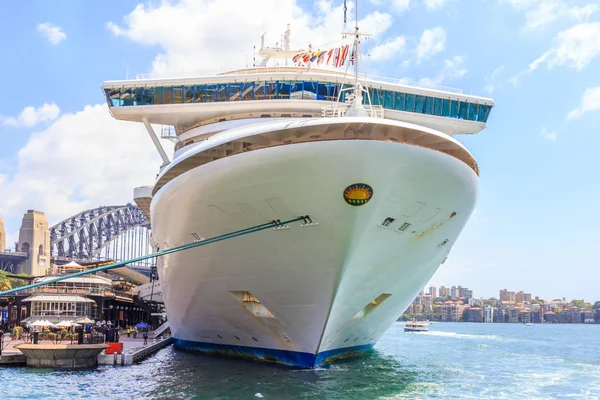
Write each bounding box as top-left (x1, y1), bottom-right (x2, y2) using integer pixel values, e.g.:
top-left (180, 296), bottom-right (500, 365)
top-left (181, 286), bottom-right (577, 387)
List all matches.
top-left (103, 18), bottom-right (493, 367)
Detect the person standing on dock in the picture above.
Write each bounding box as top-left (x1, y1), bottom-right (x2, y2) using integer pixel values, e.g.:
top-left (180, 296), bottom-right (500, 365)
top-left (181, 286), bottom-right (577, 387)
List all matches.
top-left (143, 332), bottom-right (148, 346)
top-left (127, 327), bottom-right (131, 338)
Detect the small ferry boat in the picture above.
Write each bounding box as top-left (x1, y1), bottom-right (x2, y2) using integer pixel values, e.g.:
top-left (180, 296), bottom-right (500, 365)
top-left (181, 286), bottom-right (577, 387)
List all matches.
top-left (404, 321), bottom-right (430, 332)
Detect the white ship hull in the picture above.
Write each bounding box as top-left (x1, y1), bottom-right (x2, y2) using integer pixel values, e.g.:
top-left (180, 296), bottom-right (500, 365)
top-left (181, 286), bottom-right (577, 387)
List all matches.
top-left (151, 131), bottom-right (478, 367)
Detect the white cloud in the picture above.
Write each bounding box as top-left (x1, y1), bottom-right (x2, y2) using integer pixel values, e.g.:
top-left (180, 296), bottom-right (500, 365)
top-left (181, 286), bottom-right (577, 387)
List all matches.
top-left (107, 0), bottom-right (393, 77)
top-left (1, 103), bottom-right (60, 127)
top-left (484, 65), bottom-right (505, 94)
top-left (539, 127), bottom-right (557, 141)
top-left (37, 23), bottom-right (67, 45)
top-left (370, 36), bottom-right (406, 61)
top-left (510, 21), bottom-right (600, 85)
top-left (0, 104), bottom-right (169, 222)
top-left (567, 86), bottom-right (600, 119)
top-left (417, 55), bottom-right (467, 87)
top-left (391, 0), bottom-right (411, 13)
top-left (424, 0), bottom-right (450, 11)
top-left (505, 0), bottom-right (598, 30)
top-left (416, 27), bottom-right (446, 60)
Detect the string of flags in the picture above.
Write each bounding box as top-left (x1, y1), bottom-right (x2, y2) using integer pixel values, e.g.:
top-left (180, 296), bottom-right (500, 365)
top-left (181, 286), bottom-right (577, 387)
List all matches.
top-left (292, 44), bottom-right (356, 68)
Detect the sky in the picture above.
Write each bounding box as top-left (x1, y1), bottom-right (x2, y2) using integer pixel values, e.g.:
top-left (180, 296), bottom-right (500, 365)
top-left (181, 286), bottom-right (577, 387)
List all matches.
top-left (1, 0), bottom-right (599, 302)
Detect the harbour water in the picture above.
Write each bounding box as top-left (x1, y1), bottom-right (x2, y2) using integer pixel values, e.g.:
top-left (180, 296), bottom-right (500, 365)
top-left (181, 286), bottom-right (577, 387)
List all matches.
top-left (1, 322), bottom-right (599, 399)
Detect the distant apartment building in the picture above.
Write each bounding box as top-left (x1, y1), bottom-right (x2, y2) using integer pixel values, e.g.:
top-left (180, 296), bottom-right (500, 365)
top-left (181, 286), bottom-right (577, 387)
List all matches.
top-left (429, 285), bottom-right (437, 299)
top-left (558, 311), bottom-right (569, 323)
top-left (484, 306), bottom-right (494, 323)
top-left (569, 308), bottom-right (580, 324)
top-left (451, 286), bottom-right (459, 299)
top-left (595, 309), bottom-right (600, 323)
top-left (581, 310), bottom-right (595, 323)
top-left (439, 286), bottom-right (450, 298)
top-left (544, 311), bottom-right (557, 323)
top-left (507, 307), bottom-right (519, 323)
top-left (499, 289), bottom-right (516, 303)
top-left (531, 311), bottom-right (543, 324)
top-left (464, 307), bottom-right (483, 322)
top-left (468, 298), bottom-right (483, 307)
top-left (461, 288), bottom-right (473, 299)
top-left (519, 311), bottom-right (531, 324)
top-left (440, 304), bottom-right (468, 322)
top-left (494, 308), bottom-right (506, 323)
top-left (515, 291), bottom-right (532, 303)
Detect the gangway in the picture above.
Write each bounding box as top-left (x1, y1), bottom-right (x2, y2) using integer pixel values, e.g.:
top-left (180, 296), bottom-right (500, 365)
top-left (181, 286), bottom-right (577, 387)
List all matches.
top-left (154, 321), bottom-right (170, 338)
top-left (0, 216), bottom-right (308, 296)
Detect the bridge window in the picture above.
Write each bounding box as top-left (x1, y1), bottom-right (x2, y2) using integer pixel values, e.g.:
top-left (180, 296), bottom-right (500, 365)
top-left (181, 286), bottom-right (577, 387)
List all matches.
top-left (105, 80), bottom-right (493, 122)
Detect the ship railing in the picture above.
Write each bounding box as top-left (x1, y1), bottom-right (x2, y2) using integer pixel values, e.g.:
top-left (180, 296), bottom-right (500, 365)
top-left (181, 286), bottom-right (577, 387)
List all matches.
top-left (321, 104), bottom-right (384, 119)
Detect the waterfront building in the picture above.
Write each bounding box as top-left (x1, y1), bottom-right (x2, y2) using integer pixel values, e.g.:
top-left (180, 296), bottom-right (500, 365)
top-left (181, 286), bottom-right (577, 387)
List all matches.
top-left (464, 307), bottom-right (483, 322)
top-left (519, 311), bottom-right (531, 324)
top-left (439, 286), bottom-right (450, 298)
top-left (558, 311), bottom-right (569, 323)
top-left (595, 309), bottom-right (600, 323)
top-left (429, 286), bottom-right (437, 299)
top-left (507, 307), bottom-right (519, 323)
top-left (530, 311), bottom-right (543, 324)
top-left (440, 304), bottom-right (468, 322)
top-left (581, 310), bottom-right (595, 323)
top-left (494, 308), bottom-right (506, 323)
top-left (484, 306), bottom-right (494, 323)
top-left (544, 311), bottom-right (557, 323)
top-left (569, 308), bottom-right (580, 324)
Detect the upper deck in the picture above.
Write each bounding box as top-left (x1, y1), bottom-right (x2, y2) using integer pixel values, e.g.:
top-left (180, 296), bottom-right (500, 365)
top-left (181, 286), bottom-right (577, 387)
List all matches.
top-left (102, 67), bottom-right (494, 136)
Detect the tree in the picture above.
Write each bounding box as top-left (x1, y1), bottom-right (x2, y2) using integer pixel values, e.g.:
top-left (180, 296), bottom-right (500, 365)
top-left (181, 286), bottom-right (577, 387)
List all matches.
top-left (592, 301), bottom-right (600, 310)
top-left (570, 299), bottom-right (589, 309)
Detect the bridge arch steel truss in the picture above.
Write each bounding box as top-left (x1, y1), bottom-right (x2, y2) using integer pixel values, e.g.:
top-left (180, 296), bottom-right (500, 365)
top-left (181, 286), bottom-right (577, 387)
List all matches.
top-left (50, 204), bottom-right (154, 268)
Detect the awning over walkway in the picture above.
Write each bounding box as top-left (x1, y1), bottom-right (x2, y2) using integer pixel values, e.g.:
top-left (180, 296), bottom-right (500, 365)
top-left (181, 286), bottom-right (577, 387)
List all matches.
top-left (22, 294), bottom-right (96, 303)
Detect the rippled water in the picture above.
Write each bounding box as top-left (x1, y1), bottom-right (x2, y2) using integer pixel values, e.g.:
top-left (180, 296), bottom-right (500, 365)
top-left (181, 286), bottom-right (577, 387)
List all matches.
top-left (2, 322), bottom-right (599, 399)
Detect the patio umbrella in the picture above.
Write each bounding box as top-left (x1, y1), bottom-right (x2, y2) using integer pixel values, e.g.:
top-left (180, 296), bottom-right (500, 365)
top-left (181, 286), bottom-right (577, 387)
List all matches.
top-left (56, 320), bottom-right (72, 327)
top-left (135, 321), bottom-right (149, 329)
top-left (75, 317), bottom-right (95, 324)
top-left (39, 320), bottom-right (55, 327)
top-left (29, 320), bottom-right (44, 326)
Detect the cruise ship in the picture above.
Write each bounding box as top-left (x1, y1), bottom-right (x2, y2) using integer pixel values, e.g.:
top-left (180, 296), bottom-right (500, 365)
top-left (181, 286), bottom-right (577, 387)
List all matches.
top-left (102, 21), bottom-right (494, 367)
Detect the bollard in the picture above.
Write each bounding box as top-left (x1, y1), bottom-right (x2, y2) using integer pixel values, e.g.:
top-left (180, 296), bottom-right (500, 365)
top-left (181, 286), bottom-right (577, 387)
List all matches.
top-left (33, 331), bottom-right (39, 345)
top-left (77, 328), bottom-right (84, 345)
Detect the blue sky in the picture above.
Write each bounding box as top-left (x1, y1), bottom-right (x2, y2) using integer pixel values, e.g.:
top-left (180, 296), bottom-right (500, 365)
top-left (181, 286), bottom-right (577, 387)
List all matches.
top-left (1, 0), bottom-right (599, 301)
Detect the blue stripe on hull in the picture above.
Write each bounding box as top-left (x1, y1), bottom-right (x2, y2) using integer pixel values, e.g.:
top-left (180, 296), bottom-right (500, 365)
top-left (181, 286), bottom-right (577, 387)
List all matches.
top-left (174, 339), bottom-right (374, 368)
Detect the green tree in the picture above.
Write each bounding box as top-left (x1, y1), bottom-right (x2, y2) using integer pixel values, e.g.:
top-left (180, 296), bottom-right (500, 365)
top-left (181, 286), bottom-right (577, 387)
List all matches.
top-left (570, 299), bottom-right (589, 309)
top-left (592, 301), bottom-right (600, 310)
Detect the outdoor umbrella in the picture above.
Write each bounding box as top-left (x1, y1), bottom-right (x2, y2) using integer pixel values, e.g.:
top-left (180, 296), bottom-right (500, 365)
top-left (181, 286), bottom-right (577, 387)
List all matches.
top-left (75, 317), bottom-right (95, 324)
top-left (135, 321), bottom-right (149, 329)
top-left (56, 320), bottom-right (72, 328)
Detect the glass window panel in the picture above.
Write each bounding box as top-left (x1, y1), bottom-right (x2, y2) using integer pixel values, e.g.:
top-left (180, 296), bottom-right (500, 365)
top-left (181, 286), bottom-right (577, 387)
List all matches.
top-left (405, 94), bottom-right (416, 112)
top-left (185, 86), bottom-right (194, 103)
top-left (216, 84), bottom-right (228, 102)
top-left (415, 95), bottom-right (426, 113)
top-left (424, 97), bottom-right (434, 114)
top-left (371, 89), bottom-right (382, 105)
top-left (303, 81), bottom-right (317, 99)
top-left (327, 82), bottom-right (339, 101)
top-left (442, 99), bottom-right (450, 116)
top-left (468, 103), bottom-right (478, 121)
top-left (254, 82), bottom-right (266, 99)
top-left (278, 81), bottom-right (291, 99)
top-left (163, 87), bottom-right (174, 104)
top-left (121, 88), bottom-right (133, 106)
top-left (106, 89), bottom-right (122, 106)
top-left (229, 83), bottom-right (242, 101)
top-left (194, 85), bottom-right (205, 102)
top-left (479, 104), bottom-right (491, 122)
top-left (434, 98), bottom-right (443, 116)
top-left (173, 86), bottom-right (184, 103)
top-left (450, 100), bottom-right (459, 118)
top-left (265, 82), bottom-right (277, 99)
top-left (204, 84), bottom-right (217, 102)
top-left (459, 101), bottom-right (469, 119)
top-left (384, 90), bottom-right (394, 108)
top-left (142, 87), bottom-right (154, 105)
top-left (153, 87), bottom-right (164, 104)
top-left (395, 92), bottom-right (406, 110)
top-left (241, 82), bottom-right (254, 101)
top-left (133, 88), bottom-right (145, 105)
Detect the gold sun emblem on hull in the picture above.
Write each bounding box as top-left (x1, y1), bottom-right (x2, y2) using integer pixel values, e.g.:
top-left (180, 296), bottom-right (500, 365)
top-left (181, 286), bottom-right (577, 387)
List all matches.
top-left (343, 183), bottom-right (374, 206)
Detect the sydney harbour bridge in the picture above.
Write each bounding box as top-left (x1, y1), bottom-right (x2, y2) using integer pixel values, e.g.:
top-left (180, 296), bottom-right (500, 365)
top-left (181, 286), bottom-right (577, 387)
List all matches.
top-left (0, 204), bottom-right (154, 274)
